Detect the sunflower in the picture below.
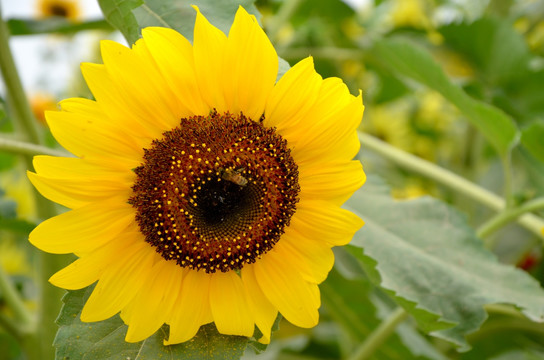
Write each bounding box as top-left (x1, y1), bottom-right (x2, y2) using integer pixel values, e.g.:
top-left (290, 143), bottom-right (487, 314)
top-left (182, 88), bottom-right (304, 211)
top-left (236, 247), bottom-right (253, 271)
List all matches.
top-left (36, 0), bottom-right (81, 23)
top-left (28, 7), bottom-right (365, 345)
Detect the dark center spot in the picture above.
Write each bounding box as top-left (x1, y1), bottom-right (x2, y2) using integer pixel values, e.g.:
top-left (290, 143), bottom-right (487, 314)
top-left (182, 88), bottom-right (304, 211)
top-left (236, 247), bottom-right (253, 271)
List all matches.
top-left (50, 4), bottom-right (69, 17)
top-left (129, 111), bottom-right (299, 273)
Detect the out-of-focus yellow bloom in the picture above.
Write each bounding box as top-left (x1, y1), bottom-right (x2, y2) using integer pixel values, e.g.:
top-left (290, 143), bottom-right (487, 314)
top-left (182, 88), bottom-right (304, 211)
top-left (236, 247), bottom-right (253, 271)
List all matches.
top-left (0, 240), bottom-right (30, 276)
top-left (1, 171), bottom-right (37, 220)
top-left (390, 0), bottom-right (432, 29)
top-left (391, 183), bottom-right (427, 200)
top-left (364, 100), bottom-right (413, 152)
top-left (30, 93), bottom-right (58, 126)
top-left (36, 0), bottom-right (81, 23)
top-left (432, 47), bottom-right (474, 79)
top-left (527, 21), bottom-right (544, 51)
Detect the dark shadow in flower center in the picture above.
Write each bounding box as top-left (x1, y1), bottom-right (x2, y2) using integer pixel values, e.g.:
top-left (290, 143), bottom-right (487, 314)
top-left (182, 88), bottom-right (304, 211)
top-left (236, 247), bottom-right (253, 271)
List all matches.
top-left (198, 178), bottom-right (247, 225)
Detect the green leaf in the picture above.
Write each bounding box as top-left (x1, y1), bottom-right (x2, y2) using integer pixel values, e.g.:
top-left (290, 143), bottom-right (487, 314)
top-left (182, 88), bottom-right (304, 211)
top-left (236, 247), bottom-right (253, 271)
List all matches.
top-left (55, 285), bottom-right (250, 360)
top-left (97, 0), bottom-right (144, 45)
top-left (521, 121), bottom-right (544, 163)
top-left (6, 18), bottom-right (113, 36)
top-left (439, 18), bottom-right (530, 86)
top-left (345, 175), bottom-right (544, 350)
top-left (371, 37), bottom-right (519, 155)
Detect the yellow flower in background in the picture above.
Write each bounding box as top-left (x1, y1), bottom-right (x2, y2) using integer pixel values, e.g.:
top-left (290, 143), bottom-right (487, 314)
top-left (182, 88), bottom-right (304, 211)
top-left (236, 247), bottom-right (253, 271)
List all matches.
top-left (28, 6), bottom-right (365, 345)
top-left (1, 170), bottom-right (37, 220)
top-left (30, 93), bottom-right (58, 126)
top-left (0, 240), bottom-right (30, 276)
top-left (390, 0), bottom-right (432, 29)
top-left (364, 100), bottom-right (413, 152)
top-left (391, 183), bottom-right (427, 200)
top-left (36, 0), bottom-right (81, 22)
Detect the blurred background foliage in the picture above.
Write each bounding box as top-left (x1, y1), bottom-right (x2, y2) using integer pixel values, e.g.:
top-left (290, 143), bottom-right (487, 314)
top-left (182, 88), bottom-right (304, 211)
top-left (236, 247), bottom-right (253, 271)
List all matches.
top-left (1, 0), bottom-right (544, 359)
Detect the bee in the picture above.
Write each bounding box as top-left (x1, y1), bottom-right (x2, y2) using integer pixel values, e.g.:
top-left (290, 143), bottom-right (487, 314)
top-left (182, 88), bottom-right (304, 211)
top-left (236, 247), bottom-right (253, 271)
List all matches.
top-left (220, 167), bottom-right (248, 187)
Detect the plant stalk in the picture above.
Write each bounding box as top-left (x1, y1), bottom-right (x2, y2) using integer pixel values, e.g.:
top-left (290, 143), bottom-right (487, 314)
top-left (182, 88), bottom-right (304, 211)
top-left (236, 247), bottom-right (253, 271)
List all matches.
top-left (0, 136), bottom-right (69, 157)
top-left (358, 132), bottom-right (544, 242)
top-left (347, 307), bottom-right (409, 360)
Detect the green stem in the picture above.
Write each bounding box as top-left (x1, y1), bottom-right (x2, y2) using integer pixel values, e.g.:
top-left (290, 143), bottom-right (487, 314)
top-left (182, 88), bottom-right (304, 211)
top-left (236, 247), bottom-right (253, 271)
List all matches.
top-left (0, 7), bottom-right (69, 360)
top-left (0, 7), bottom-right (39, 144)
top-left (478, 197), bottom-right (544, 244)
top-left (359, 132), bottom-right (544, 242)
top-left (0, 265), bottom-right (34, 332)
top-left (502, 154), bottom-right (514, 209)
top-left (347, 307), bottom-right (409, 360)
top-left (0, 136), bottom-right (69, 157)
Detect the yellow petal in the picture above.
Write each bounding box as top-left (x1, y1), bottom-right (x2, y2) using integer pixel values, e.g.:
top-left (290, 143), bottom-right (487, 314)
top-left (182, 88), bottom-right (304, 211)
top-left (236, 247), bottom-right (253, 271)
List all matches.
top-left (241, 265), bottom-right (277, 344)
top-left (222, 6), bottom-right (278, 120)
top-left (209, 271), bottom-right (254, 337)
top-left (124, 259), bottom-right (184, 342)
top-left (165, 270), bottom-right (212, 345)
top-left (45, 106), bottom-right (143, 167)
top-left (298, 160), bottom-right (366, 205)
top-left (49, 233), bottom-right (136, 289)
top-left (33, 155), bottom-right (134, 183)
top-left (274, 229), bottom-right (334, 284)
top-left (289, 85), bottom-right (364, 164)
top-left (81, 240), bottom-right (155, 322)
top-left (27, 170), bottom-right (132, 209)
top-left (80, 62), bottom-right (163, 140)
top-left (100, 40), bottom-right (179, 130)
top-left (28, 197), bottom-right (134, 254)
top-left (192, 7), bottom-right (228, 113)
top-left (253, 250), bottom-right (320, 328)
top-left (141, 27), bottom-right (209, 116)
top-left (58, 97), bottom-right (153, 154)
top-left (264, 57), bottom-right (321, 131)
top-left (290, 200), bottom-right (364, 246)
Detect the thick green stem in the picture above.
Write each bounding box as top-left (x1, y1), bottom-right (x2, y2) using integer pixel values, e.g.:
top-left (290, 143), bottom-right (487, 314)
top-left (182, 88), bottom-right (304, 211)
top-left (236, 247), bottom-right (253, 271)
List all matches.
top-left (0, 136), bottom-right (69, 157)
top-left (0, 8), bottom-right (39, 144)
top-left (478, 197), bottom-right (544, 244)
top-left (347, 307), bottom-right (409, 360)
top-left (0, 7), bottom-right (68, 360)
top-left (359, 132), bottom-right (544, 242)
top-left (501, 154), bottom-right (514, 209)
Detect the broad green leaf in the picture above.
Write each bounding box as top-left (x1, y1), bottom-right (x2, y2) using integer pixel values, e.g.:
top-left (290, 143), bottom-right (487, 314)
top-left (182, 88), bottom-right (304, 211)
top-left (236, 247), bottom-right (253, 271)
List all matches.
top-left (55, 286), bottom-right (250, 360)
top-left (439, 18), bottom-right (530, 86)
top-left (345, 175), bottom-right (544, 350)
top-left (97, 0), bottom-right (143, 45)
top-left (521, 121), bottom-right (544, 163)
top-left (371, 37), bottom-right (519, 155)
top-left (7, 18), bottom-right (112, 36)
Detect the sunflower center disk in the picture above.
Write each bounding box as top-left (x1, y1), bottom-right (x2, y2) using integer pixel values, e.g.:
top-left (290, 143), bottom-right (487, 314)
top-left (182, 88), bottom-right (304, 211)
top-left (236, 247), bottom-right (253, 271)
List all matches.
top-left (130, 111), bottom-right (300, 273)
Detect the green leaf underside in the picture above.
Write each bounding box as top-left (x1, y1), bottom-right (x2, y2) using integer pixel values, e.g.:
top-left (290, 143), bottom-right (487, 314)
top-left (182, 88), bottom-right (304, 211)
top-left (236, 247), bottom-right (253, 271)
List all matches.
top-left (55, 285), bottom-right (250, 360)
top-left (345, 175), bottom-right (544, 350)
top-left (521, 121), bottom-right (544, 163)
top-left (97, 0), bottom-right (144, 45)
top-left (372, 37), bottom-right (519, 155)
